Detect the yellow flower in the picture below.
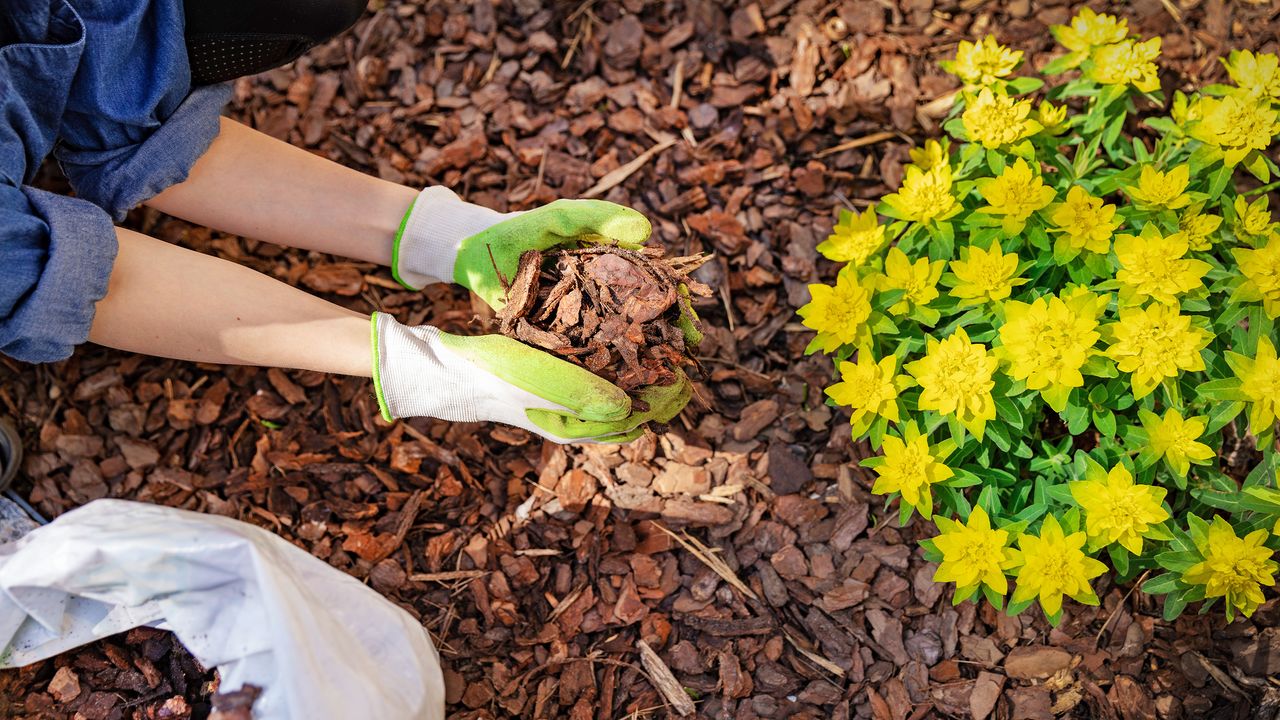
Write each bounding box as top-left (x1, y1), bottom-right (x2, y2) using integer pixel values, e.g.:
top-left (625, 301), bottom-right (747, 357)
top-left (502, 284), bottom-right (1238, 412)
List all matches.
top-left (1113, 224), bottom-right (1211, 306)
top-left (909, 139), bottom-right (949, 171)
top-left (946, 240), bottom-right (1026, 305)
top-left (871, 423), bottom-right (953, 519)
top-left (1189, 91), bottom-right (1280, 166)
top-left (797, 268), bottom-right (873, 354)
top-left (997, 289), bottom-right (1106, 412)
top-left (1010, 514), bottom-right (1107, 618)
top-left (962, 89), bottom-right (1041, 150)
top-left (933, 506), bottom-right (1016, 598)
top-left (1037, 101), bottom-right (1068, 134)
top-left (1088, 38), bottom-right (1162, 93)
top-left (1233, 232), bottom-right (1280, 319)
top-left (1227, 336), bottom-right (1280, 435)
top-left (878, 247), bottom-right (944, 315)
top-left (1069, 463), bottom-right (1170, 555)
top-left (976, 158), bottom-right (1055, 236)
top-left (827, 353), bottom-right (907, 437)
top-left (1053, 8), bottom-right (1129, 53)
top-left (1234, 195), bottom-right (1276, 240)
top-left (882, 164), bottom-right (959, 225)
top-left (817, 207), bottom-right (886, 266)
top-left (1141, 408), bottom-right (1215, 477)
top-left (1049, 186), bottom-right (1121, 257)
top-left (1103, 303), bottom-right (1211, 399)
top-left (904, 328), bottom-right (998, 439)
top-left (1179, 206), bottom-right (1223, 252)
top-left (946, 35), bottom-right (1023, 87)
top-left (1124, 164), bottom-right (1192, 210)
top-left (1223, 49), bottom-right (1280, 100)
top-left (1183, 516), bottom-right (1278, 620)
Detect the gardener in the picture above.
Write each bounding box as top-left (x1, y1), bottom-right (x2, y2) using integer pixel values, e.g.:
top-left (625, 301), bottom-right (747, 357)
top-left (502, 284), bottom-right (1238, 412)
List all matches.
top-left (0, 0), bottom-right (689, 443)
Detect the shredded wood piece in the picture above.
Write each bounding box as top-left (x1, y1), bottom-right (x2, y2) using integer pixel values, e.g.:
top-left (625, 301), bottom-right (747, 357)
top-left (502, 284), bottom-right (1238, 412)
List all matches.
top-left (636, 639), bottom-right (696, 717)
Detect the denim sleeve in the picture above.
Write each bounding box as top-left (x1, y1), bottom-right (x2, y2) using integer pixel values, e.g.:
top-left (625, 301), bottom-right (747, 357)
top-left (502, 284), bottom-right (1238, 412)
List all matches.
top-left (0, 185), bottom-right (117, 363)
top-left (0, 0), bottom-right (118, 363)
top-left (53, 0), bottom-right (231, 220)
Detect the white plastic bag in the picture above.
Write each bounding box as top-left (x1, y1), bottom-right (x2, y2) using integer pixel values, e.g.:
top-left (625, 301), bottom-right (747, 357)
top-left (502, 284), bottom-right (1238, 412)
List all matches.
top-left (0, 499), bottom-right (444, 720)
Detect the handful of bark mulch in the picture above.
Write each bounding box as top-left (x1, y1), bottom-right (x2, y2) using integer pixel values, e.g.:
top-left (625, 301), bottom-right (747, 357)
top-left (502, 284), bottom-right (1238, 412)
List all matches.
top-left (494, 245), bottom-right (712, 403)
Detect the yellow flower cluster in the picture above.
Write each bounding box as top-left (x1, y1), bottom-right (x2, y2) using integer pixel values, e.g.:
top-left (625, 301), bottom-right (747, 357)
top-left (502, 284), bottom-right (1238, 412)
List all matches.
top-left (976, 158), bottom-right (1054, 236)
top-left (905, 328), bottom-right (999, 439)
top-left (1113, 225), bottom-right (1210, 306)
top-left (1050, 187), bottom-right (1120, 257)
top-left (1104, 303), bottom-right (1211, 399)
top-left (945, 35), bottom-right (1023, 87)
top-left (997, 289), bottom-right (1106, 411)
top-left (962, 90), bottom-right (1040, 150)
top-left (1088, 38), bottom-right (1162, 92)
top-left (817, 207), bottom-right (885, 266)
top-left (871, 423), bottom-right (953, 519)
top-left (1184, 517), bottom-right (1278, 620)
top-left (882, 164), bottom-right (959, 224)
top-left (798, 268), bottom-right (872, 353)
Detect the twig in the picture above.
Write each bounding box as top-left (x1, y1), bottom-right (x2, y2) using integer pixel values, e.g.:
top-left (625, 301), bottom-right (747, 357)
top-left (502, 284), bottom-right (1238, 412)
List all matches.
top-left (813, 130), bottom-right (899, 159)
top-left (487, 244), bottom-right (511, 291)
top-left (408, 569), bottom-right (490, 583)
top-left (784, 631), bottom-right (846, 678)
top-left (636, 639), bottom-right (696, 717)
top-left (670, 59), bottom-right (684, 110)
top-left (1192, 652), bottom-right (1248, 698)
top-left (652, 523), bottom-right (759, 601)
top-left (583, 137), bottom-right (677, 198)
top-left (1094, 570), bottom-right (1149, 648)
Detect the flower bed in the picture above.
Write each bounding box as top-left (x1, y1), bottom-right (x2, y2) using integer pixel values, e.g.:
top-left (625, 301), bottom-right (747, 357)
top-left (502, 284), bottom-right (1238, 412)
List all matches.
top-left (801, 9), bottom-right (1280, 623)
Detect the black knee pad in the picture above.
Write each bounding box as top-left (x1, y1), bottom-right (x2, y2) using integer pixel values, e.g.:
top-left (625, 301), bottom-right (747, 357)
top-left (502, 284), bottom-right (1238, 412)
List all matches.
top-left (184, 0), bottom-right (368, 85)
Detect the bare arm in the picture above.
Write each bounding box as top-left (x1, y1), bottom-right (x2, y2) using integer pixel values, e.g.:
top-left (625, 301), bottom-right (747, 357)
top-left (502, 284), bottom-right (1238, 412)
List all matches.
top-left (147, 117), bottom-right (418, 264)
top-left (89, 227), bottom-right (372, 376)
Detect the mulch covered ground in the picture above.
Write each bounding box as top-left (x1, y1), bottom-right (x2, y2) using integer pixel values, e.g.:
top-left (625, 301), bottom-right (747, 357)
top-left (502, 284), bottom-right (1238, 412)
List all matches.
top-left (4, 0), bottom-right (1280, 718)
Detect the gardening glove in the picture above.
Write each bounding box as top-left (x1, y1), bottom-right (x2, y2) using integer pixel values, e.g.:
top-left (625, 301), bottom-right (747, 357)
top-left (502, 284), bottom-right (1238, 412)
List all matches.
top-left (372, 313), bottom-right (691, 444)
top-left (391, 187), bottom-right (652, 308)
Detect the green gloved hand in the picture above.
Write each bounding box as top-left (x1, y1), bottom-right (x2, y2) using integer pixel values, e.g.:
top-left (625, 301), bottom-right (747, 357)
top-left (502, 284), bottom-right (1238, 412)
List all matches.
top-left (391, 187), bottom-right (651, 308)
top-left (373, 313), bottom-right (686, 444)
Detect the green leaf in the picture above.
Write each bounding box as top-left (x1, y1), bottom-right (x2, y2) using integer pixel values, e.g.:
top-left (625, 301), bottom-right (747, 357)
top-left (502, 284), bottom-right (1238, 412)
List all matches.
top-left (1064, 401), bottom-right (1091, 435)
top-left (1208, 164), bottom-right (1233, 197)
top-left (1142, 572), bottom-right (1181, 595)
top-left (1163, 589), bottom-right (1190, 621)
top-left (1196, 378), bottom-right (1248, 402)
top-left (1004, 595), bottom-right (1037, 616)
top-left (1108, 543), bottom-right (1130, 578)
top-left (1154, 550), bottom-right (1198, 573)
top-left (981, 584), bottom-right (1005, 611)
top-left (1092, 408), bottom-right (1116, 438)
top-left (1205, 401), bottom-right (1244, 434)
top-left (873, 289), bottom-right (907, 312)
top-left (1244, 151), bottom-right (1271, 183)
top-left (986, 421), bottom-right (1012, 452)
top-left (994, 397), bottom-right (1025, 431)
top-left (1007, 76), bottom-right (1045, 95)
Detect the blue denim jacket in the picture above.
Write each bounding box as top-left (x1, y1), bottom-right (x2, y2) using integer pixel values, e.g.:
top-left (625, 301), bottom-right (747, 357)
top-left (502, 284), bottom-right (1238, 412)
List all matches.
top-left (0, 0), bottom-right (230, 363)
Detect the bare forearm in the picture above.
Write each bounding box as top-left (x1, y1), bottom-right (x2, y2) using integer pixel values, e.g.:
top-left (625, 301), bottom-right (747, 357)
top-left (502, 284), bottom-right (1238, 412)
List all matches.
top-left (89, 228), bottom-right (372, 376)
top-left (147, 117), bottom-right (417, 265)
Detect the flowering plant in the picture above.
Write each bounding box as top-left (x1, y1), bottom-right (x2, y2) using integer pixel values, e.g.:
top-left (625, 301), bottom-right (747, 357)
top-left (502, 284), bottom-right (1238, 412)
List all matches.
top-left (801, 10), bottom-right (1280, 624)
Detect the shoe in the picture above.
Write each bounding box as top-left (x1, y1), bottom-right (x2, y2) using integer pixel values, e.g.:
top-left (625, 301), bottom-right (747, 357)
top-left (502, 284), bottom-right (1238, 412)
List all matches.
top-left (0, 417), bottom-right (38, 544)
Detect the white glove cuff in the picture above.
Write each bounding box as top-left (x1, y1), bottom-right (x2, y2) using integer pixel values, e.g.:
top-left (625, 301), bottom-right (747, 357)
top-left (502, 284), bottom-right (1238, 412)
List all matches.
top-left (392, 187), bottom-right (510, 290)
top-left (371, 314), bottom-right (477, 422)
